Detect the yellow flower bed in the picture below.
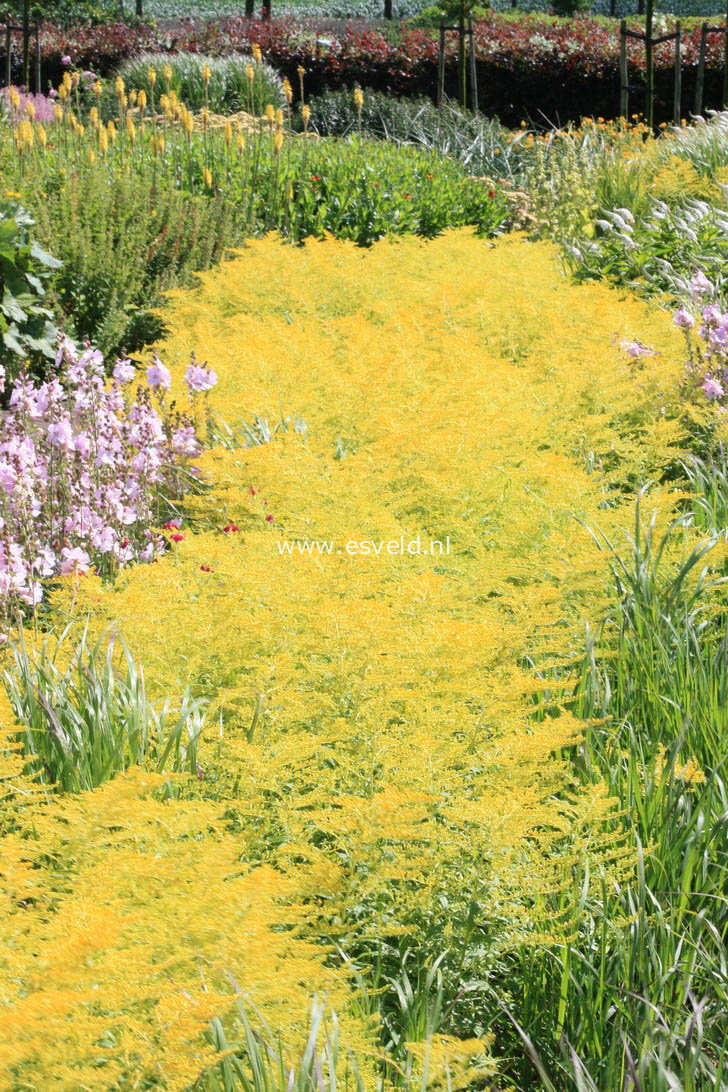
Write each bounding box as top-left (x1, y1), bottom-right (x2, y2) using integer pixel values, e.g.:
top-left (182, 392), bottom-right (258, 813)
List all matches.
top-left (0, 230), bottom-right (689, 1088)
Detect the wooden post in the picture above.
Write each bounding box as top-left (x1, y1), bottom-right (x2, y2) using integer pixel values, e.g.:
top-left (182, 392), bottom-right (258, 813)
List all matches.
top-left (468, 17), bottom-right (477, 115)
top-left (673, 20), bottom-right (681, 123)
top-left (384, 0), bottom-right (392, 18)
top-left (262, 0), bottom-right (271, 20)
top-left (695, 22), bottom-right (708, 115)
top-left (5, 25), bottom-right (10, 89)
top-left (645, 0), bottom-right (654, 127)
top-left (22, 0), bottom-right (30, 90)
top-left (136, 0), bottom-right (143, 17)
top-left (610, 0), bottom-right (615, 15)
top-left (619, 20), bottom-right (628, 118)
top-left (245, 0), bottom-right (254, 14)
top-left (34, 21), bottom-right (40, 93)
top-left (438, 22), bottom-right (445, 107)
top-left (458, 1), bottom-right (466, 108)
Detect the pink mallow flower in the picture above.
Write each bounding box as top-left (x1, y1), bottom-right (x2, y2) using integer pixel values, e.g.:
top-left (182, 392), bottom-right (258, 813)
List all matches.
top-left (146, 355), bottom-right (171, 392)
top-left (184, 357), bottom-right (218, 393)
top-left (60, 547), bottom-right (90, 574)
top-left (620, 338), bottom-right (655, 359)
top-left (703, 376), bottom-right (725, 400)
top-left (674, 307), bottom-right (695, 330)
top-left (113, 358), bottom-right (136, 384)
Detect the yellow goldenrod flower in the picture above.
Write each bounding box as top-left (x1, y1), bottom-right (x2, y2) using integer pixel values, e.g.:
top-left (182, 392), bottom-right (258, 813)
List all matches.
top-left (353, 86), bottom-right (363, 112)
top-left (107, 120), bottom-right (117, 143)
top-left (99, 127), bottom-right (108, 155)
top-left (203, 166), bottom-right (212, 187)
top-left (202, 64), bottom-right (211, 87)
top-left (275, 107), bottom-right (283, 128)
top-left (265, 103), bottom-right (275, 125)
top-left (88, 146), bottom-right (95, 163)
top-left (137, 89), bottom-right (147, 110)
top-left (163, 63), bottom-right (172, 85)
top-left (252, 43), bottom-right (262, 63)
top-left (148, 66), bottom-right (157, 87)
top-left (89, 106), bottom-right (99, 127)
top-left (115, 75), bottom-right (125, 96)
top-left (302, 103), bottom-right (311, 131)
top-left (54, 103), bottom-right (63, 122)
top-left (274, 129), bottom-right (283, 154)
top-left (25, 101), bottom-right (35, 120)
top-left (37, 123), bottom-right (47, 147)
top-left (282, 77), bottom-right (292, 103)
top-left (237, 130), bottom-right (245, 152)
top-left (94, 79), bottom-right (102, 99)
top-left (126, 115), bottom-right (136, 142)
top-left (245, 64), bottom-right (254, 84)
top-left (156, 132), bottom-right (165, 156)
top-left (9, 86), bottom-right (20, 110)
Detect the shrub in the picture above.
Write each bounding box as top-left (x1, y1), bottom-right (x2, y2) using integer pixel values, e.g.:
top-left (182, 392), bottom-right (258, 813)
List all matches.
top-left (3, 624), bottom-right (205, 792)
top-left (119, 51), bottom-right (286, 117)
top-left (0, 197), bottom-right (61, 384)
top-left (28, 168), bottom-right (240, 357)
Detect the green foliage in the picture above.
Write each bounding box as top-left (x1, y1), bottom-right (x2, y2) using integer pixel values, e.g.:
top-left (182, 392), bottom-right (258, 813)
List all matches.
top-left (8, 130), bottom-right (510, 357)
top-left (118, 52), bottom-right (286, 116)
top-left (0, 199), bottom-right (60, 378)
top-left (409, 1), bottom-right (491, 27)
top-left (497, 492), bottom-right (728, 1090)
top-left (550, 0), bottom-right (591, 15)
top-left (298, 90), bottom-right (526, 182)
top-left (27, 168), bottom-right (238, 357)
top-left (199, 997), bottom-right (367, 1092)
top-left (3, 624), bottom-right (205, 793)
top-left (0, 0), bottom-right (126, 27)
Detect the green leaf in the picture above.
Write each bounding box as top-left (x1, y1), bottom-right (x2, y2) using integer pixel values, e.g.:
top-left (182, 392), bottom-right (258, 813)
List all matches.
top-left (30, 242), bottom-right (63, 270)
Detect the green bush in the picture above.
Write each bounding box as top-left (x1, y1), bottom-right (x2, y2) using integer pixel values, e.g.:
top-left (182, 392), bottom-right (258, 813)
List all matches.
top-left (409, 2), bottom-right (491, 28)
top-left (118, 52), bottom-right (286, 117)
top-left (0, 198), bottom-right (60, 384)
top-left (26, 168), bottom-right (239, 357)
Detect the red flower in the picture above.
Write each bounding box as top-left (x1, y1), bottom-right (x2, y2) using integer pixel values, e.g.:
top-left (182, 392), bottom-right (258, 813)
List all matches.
top-left (171, 532), bottom-right (185, 543)
top-left (224, 523), bottom-right (239, 533)
top-left (265, 514), bottom-right (274, 523)
top-left (488, 189), bottom-right (496, 199)
top-left (200, 564), bottom-right (212, 572)
top-left (249, 486), bottom-right (256, 496)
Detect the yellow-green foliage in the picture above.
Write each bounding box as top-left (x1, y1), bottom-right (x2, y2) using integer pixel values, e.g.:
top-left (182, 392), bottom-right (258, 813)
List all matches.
top-left (0, 231), bottom-right (690, 1087)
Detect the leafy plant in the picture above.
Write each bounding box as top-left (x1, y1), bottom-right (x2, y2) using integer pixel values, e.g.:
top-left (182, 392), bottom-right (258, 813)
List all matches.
top-left (118, 51), bottom-right (286, 117)
top-left (0, 198), bottom-right (61, 381)
top-left (3, 623), bottom-right (205, 792)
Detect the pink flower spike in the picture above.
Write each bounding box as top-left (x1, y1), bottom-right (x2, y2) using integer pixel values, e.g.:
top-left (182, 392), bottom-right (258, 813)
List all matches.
top-left (265, 514), bottom-right (274, 524)
top-left (146, 354), bottom-right (171, 392)
top-left (703, 376), bottom-right (724, 400)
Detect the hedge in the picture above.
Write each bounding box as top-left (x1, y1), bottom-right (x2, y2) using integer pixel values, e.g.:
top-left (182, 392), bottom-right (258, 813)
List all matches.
top-left (2, 14), bottom-right (726, 125)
